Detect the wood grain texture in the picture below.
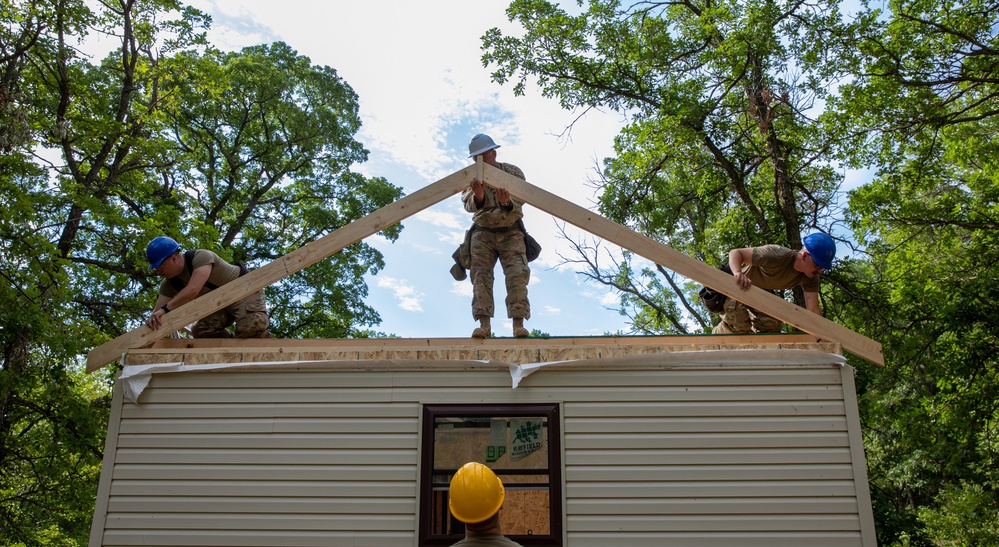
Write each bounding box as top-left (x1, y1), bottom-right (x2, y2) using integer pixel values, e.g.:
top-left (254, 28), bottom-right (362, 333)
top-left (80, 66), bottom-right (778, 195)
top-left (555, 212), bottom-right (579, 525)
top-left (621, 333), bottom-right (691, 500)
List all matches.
top-left (87, 169), bottom-right (473, 372)
top-left (479, 163), bottom-right (883, 366)
top-left (87, 162), bottom-right (882, 371)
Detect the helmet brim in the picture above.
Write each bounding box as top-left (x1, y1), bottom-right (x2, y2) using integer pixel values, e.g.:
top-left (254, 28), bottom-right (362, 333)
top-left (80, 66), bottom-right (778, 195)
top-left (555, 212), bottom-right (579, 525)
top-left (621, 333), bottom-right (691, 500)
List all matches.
top-left (468, 144), bottom-right (500, 158)
top-left (804, 248), bottom-right (832, 270)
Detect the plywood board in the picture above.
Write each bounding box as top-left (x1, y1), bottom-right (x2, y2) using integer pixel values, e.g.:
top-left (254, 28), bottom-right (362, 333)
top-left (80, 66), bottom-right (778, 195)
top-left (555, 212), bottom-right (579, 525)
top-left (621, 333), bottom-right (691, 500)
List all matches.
top-left (122, 334), bottom-right (839, 366)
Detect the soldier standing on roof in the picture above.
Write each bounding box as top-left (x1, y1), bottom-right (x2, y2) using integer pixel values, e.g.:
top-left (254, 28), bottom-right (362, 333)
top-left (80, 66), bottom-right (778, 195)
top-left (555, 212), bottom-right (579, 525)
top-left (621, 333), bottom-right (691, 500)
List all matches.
top-left (144, 236), bottom-right (270, 338)
top-left (712, 232), bottom-right (836, 335)
top-left (462, 134), bottom-right (531, 339)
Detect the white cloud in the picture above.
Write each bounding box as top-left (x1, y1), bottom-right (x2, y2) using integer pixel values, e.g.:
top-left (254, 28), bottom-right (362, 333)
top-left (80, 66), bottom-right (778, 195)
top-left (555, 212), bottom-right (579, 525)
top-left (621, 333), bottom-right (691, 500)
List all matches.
top-left (191, 0), bottom-right (625, 200)
top-left (600, 291), bottom-right (621, 307)
top-left (499, 319), bottom-right (513, 333)
top-left (182, 0), bottom-right (634, 338)
top-left (440, 230), bottom-right (466, 246)
top-left (451, 281), bottom-right (473, 298)
top-left (376, 276), bottom-right (424, 312)
top-left (415, 209), bottom-right (464, 230)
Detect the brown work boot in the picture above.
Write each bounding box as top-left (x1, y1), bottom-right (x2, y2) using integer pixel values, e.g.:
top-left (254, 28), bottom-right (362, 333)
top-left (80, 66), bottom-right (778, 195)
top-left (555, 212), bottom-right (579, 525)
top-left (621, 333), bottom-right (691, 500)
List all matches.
top-left (512, 317), bottom-right (529, 338)
top-left (472, 317), bottom-right (491, 339)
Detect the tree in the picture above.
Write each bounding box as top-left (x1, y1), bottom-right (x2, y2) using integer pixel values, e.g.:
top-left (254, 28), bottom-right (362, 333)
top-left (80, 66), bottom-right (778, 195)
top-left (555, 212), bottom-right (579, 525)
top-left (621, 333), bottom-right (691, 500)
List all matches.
top-left (844, 123), bottom-right (999, 545)
top-left (828, 1), bottom-right (999, 544)
top-left (2, 1), bottom-right (212, 543)
top-left (136, 41), bottom-right (403, 338)
top-left (0, 0), bottom-right (44, 152)
top-left (485, 1), bottom-right (999, 543)
top-left (1, 3), bottom-right (402, 545)
top-left (483, 0), bottom-right (865, 332)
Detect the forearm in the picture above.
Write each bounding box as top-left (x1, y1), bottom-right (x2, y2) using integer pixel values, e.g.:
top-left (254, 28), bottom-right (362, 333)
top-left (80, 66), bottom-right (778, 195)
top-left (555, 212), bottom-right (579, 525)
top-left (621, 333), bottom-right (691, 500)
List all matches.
top-left (153, 294), bottom-right (172, 313)
top-left (462, 191), bottom-right (482, 212)
top-left (729, 248), bottom-right (753, 289)
top-left (804, 292), bottom-right (822, 315)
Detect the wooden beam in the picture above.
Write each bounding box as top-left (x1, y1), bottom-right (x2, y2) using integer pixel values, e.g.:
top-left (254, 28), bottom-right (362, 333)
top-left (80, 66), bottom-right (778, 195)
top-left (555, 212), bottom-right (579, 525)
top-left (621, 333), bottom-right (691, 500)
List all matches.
top-left (483, 164), bottom-right (885, 367)
top-left (87, 160), bottom-right (883, 371)
top-left (86, 167), bottom-right (474, 372)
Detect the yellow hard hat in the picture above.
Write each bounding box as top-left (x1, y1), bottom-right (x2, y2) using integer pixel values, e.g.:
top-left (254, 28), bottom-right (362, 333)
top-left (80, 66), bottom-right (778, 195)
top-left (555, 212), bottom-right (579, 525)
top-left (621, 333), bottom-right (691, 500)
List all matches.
top-left (448, 462), bottom-right (505, 524)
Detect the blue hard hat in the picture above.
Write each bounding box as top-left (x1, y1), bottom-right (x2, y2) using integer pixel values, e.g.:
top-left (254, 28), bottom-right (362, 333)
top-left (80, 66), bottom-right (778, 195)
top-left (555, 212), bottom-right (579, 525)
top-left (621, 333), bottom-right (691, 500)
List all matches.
top-left (803, 233), bottom-right (835, 270)
top-left (146, 236), bottom-right (180, 269)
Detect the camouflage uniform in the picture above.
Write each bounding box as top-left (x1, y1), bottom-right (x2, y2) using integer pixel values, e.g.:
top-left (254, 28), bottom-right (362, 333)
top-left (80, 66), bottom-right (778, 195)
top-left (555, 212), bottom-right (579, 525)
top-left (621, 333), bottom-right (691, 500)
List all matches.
top-left (712, 295), bottom-right (782, 334)
top-left (158, 249), bottom-right (270, 338)
top-left (462, 162), bottom-right (531, 321)
top-left (712, 245), bottom-right (820, 334)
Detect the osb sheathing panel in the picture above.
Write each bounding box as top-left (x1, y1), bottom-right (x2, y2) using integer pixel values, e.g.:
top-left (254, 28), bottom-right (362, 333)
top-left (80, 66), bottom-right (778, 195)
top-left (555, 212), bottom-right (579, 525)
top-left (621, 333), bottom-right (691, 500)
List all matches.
top-left (122, 335), bottom-right (840, 366)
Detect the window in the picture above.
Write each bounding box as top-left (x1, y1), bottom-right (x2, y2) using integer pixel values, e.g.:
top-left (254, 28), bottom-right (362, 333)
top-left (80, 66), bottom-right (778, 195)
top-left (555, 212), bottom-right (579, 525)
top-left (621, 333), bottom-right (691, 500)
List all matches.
top-left (418, 404), bottom-right (562, 546)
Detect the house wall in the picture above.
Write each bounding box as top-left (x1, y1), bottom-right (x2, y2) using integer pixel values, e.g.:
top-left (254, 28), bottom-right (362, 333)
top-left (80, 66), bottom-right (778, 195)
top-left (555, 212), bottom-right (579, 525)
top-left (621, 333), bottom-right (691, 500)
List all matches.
top-left (90, 349), bottom-right (876, 547)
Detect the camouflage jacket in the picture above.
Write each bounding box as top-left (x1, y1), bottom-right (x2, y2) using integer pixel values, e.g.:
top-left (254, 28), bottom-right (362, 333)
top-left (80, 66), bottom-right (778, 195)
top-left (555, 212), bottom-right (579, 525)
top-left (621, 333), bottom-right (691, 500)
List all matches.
top-left (461, 162), bottom-right (525, 230)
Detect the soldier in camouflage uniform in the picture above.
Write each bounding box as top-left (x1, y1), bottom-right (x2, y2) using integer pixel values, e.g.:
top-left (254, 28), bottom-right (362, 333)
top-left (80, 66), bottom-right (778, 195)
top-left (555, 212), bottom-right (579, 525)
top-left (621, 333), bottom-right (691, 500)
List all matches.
top-left (712, 233), bottom-right (835, 335)
top-left (462, 134), bottom-right (531, 338)
top-left (144, 236), bottom-right (270, 338)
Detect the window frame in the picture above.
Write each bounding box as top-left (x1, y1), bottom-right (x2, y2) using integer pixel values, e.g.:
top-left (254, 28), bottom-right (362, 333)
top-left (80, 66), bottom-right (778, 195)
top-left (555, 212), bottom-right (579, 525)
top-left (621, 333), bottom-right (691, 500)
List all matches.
top-left (418, 403), bottom-right (563, 547)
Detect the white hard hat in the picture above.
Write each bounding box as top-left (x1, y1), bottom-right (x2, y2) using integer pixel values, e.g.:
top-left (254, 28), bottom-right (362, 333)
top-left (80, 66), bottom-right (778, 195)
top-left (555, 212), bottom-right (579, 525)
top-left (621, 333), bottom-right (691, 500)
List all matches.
top-left (468, 134), bottom-right (500, 157)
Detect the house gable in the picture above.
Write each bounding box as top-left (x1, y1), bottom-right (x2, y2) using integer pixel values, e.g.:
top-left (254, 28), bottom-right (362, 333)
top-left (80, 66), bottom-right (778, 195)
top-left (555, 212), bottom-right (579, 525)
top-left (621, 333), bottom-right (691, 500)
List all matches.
top-left (86, 159), bottom-right (883, 371)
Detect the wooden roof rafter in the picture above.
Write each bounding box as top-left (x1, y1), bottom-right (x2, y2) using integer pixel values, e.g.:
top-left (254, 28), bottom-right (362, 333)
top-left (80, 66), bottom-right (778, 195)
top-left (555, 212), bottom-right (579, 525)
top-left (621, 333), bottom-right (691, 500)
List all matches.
top-left (86, 158), bottom-right (884, 372)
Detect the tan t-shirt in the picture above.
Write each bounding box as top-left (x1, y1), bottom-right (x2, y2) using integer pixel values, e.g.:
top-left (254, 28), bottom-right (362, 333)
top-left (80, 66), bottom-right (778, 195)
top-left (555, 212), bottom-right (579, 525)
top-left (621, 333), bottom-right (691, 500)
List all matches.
top-left (158, 250), bottom-right (242, 298)
top-left (744, 245), bottom-right (820, 292)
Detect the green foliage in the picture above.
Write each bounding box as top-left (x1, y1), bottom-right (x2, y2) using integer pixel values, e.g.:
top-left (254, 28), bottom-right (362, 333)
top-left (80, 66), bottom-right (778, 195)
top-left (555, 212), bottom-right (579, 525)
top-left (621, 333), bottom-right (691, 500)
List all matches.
top-left (1, 2), bottom-right (402, 545)
top-left (2, 1), bottom-right (210, 543)
top-left (843, 125), bottom-right (999, 544)
top-left (2, 0), bottom-right (998, 545)
top-left (836, 0), bottom-right (999, 534)
top-left (152, 42), bottom-right (403, 336)
top-left (484, 0), bottom-right (858, 329)
top-left (488, 0), bottom-right (999, 545)
top-left (0, 356), bottom-right (109, 546)
top-left (919, 483), bottom-right (999, 547)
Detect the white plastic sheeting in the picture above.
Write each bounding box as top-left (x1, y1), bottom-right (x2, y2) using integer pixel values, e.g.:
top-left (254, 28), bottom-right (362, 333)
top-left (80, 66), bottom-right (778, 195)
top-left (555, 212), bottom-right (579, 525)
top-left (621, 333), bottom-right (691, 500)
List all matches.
top-left (117, 349), bottom-right (847, 404)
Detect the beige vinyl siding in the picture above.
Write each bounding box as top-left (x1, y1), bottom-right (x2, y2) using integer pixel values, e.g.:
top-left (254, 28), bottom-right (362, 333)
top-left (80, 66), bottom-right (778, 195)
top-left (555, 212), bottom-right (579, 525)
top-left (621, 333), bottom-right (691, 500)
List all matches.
top-left (555, 365), bottom-right (871, 547)
top-left (91, 353), bottom-right (875, 547)
top-left (97, 370), bottom-right (429, 547)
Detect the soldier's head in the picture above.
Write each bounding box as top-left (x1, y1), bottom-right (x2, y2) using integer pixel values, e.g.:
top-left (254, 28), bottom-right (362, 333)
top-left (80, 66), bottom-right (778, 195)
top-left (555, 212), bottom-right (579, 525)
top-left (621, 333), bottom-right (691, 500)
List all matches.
top-left (468, 134), bottom-right (500, 164)
top-left (448, 462), bottom-right (505, 530)
top-left (146, 236), bottom-right (183, 277)
top-left (799, 232), bottom-right (836, 277)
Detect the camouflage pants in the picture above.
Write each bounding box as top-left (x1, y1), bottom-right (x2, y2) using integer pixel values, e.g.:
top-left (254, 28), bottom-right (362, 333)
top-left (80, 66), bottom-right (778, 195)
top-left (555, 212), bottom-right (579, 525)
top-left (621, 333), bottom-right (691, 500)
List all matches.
top-left (469, 228), bottom-right (531, 320)
top-left (191, 290), bottom-right (270, 338)
top-left (711, 296), bottom-right (782, 334)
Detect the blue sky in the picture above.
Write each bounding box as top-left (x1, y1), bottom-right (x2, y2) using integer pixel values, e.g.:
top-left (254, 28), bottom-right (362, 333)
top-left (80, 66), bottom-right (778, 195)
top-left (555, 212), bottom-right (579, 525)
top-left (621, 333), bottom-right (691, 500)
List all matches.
top-left (168, 1), bottom-right (876, 339)
top-left (187, 0), bottom-right (638, 338)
